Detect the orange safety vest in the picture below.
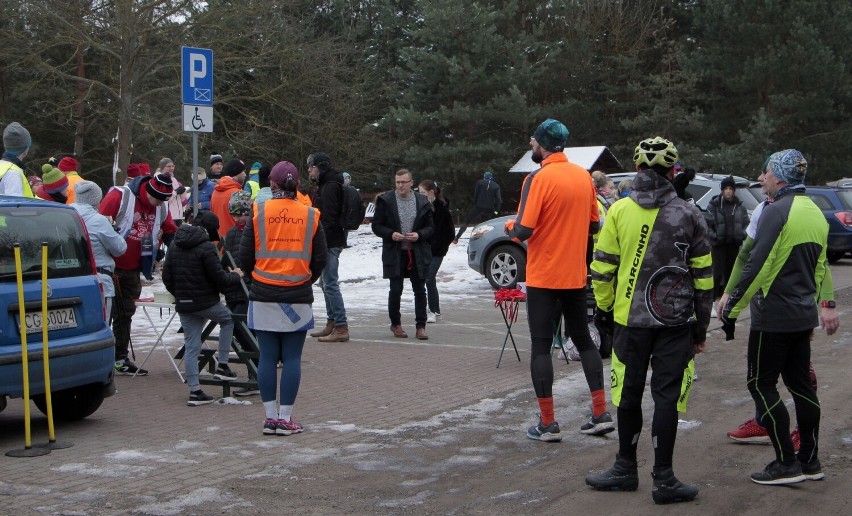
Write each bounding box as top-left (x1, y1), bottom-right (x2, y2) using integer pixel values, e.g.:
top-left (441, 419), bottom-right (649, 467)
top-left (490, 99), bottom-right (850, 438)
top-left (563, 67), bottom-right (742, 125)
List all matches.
top-left (252, 198), bottom-right (320, 287)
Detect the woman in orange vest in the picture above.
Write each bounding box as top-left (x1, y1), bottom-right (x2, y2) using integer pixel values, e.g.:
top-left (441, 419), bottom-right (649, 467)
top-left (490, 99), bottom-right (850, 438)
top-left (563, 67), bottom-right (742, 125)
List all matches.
top-left (239, 161), bottom-right (327, 436)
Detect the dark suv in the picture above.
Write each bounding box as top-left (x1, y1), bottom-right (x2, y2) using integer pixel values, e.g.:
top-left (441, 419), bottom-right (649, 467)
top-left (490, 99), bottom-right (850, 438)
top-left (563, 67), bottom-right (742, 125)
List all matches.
top-left (0, 196), bottom-right (116, 420)
top-left (802, 186), bottom-right (852, 263)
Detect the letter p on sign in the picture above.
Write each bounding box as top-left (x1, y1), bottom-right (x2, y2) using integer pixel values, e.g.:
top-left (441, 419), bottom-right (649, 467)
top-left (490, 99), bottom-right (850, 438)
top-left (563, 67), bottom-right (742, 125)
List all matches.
top-left (189, 53), bottom-right (206, 87)
top-left (181, 47), bottom-right (213, 106)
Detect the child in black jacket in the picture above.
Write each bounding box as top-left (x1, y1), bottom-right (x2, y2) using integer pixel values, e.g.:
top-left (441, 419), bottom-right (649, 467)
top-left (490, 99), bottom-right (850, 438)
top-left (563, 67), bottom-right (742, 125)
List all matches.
top-left (163, 210), bottom-right (244, 406)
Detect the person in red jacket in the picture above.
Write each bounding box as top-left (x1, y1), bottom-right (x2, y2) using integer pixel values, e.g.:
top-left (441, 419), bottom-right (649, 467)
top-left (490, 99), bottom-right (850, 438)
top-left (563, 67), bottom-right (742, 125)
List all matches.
top-left (210, 158), bottom-right (247, 239)
top-left (99, 172), bottom-right (178, 375)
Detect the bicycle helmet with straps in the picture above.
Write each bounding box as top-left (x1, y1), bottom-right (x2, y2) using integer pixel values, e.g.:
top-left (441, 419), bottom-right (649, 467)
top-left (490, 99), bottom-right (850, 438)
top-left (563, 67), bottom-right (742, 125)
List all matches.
top-left (633, 136), bottom-right (679, 169)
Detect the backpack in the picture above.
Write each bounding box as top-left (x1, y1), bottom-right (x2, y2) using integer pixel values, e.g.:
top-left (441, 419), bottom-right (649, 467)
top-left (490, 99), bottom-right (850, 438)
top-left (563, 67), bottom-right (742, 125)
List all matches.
top-left (341, 184), bottom-right (366, 230)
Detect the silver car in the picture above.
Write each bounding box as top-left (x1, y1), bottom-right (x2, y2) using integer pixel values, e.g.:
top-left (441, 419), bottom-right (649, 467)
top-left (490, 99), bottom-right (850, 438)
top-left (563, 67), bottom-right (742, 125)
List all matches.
top-left (467, 172), bottom-right (760, 289)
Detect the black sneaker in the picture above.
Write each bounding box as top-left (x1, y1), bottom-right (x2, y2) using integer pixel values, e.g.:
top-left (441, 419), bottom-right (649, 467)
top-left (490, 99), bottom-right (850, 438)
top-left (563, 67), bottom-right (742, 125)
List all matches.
top-left (234, 387), bottom-right (260, 397)
top-left (581, 411), bottom-right (615, 436)
top-left (652, 469), bottom-right (698, 504)
top-left (586, 455), bottom-right (639, 491)
top-left (527, 417), bottom-right (562, 442)
top-left (800, 459), bottom-right (824, 481)
top-left (115, 359), bottom-right (148, 376)
top-left (214, 364), bottom-right (238, 381)
top-left (750, 460), bottom-right (805, 485)
top-left (187, 390), bottom-right (215, 406)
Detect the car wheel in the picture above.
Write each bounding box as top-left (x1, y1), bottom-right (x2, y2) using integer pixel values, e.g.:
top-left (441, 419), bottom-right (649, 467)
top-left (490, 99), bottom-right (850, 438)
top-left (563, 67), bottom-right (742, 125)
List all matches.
top-left (827, 250), bottom-right (846, 264)
top-left (33, 384), bottom-right (106, 422)
top-left (486, 245), bottom-right (526, 289)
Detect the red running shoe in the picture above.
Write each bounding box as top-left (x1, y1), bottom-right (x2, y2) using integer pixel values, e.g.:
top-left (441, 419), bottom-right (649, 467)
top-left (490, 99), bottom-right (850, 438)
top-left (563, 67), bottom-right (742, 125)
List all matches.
top-left (727, 418), bottom-right (770, 444)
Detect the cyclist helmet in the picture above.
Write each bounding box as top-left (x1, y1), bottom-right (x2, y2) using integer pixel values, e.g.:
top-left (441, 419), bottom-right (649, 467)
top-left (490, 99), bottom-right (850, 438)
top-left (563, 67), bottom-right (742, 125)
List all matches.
top-left (633, 136), bottom-right (679, 169)
top-left (228, 190), bottom-right (253, 216)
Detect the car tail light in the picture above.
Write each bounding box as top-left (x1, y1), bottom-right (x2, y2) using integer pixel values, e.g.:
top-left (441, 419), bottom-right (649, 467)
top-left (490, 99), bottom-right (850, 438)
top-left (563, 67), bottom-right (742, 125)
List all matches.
top-left (834, 212), bottom-right (852, 226)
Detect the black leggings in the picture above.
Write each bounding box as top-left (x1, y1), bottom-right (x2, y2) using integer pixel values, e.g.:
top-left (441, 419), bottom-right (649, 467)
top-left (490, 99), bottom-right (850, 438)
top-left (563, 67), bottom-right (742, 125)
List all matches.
top-left (526, 286), bottom-right (603, 398)
top-left (747, 329), bottom-right (820, 465)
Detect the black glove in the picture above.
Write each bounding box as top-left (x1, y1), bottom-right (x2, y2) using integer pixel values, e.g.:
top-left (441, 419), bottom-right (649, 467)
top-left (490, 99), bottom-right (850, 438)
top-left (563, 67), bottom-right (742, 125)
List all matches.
top-left (720, 314), bottom-right (737, 341)
top-left (175, 185), bottom-right (187, 195)
top-left (594, 307), bottom-right (614, 337)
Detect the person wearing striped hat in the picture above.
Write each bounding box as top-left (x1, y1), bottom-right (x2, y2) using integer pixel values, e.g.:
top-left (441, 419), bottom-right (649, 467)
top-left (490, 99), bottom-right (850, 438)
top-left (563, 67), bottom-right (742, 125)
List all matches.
top-left (99, 171), bottom-right (178, 376)
top-left (35, 165), bottom-right (70, 203)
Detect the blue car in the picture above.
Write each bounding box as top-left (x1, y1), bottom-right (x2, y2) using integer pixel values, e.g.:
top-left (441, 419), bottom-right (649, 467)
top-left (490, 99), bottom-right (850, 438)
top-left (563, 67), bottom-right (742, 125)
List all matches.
top-left (0, 196), bottom-right (116, 420)
top-left (803, 186), bottom-right (852, 263)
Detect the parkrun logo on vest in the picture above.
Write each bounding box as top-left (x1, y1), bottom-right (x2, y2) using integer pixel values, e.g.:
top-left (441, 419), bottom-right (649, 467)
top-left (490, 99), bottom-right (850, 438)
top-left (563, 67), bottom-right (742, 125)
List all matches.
top-left (624, 224), bottom-right (650, 300)
top-left (268, 208), bottom-right (305, 225)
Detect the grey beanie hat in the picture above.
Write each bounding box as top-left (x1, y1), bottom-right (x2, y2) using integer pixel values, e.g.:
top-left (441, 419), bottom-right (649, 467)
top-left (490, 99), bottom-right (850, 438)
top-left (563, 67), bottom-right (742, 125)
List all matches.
top-left (158, 157), bottom-right (174, 169)
top-left (3, 122), bottom-right (32, 155)
top-left (74, 180), bottom-right (103, 208)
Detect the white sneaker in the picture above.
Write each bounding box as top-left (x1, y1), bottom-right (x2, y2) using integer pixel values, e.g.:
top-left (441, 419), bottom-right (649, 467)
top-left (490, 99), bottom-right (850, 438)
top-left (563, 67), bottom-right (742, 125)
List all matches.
top-left (426, 312), bottom-right (437, 324)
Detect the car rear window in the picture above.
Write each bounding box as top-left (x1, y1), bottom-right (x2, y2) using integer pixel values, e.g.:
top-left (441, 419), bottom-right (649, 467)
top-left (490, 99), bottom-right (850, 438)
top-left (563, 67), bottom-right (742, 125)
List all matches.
top-left (0, 206), bottom-right (93, 282)
top-left (834, 190), bottom-right (852, 210)
top-left (806, 193), bottom-right (835, 211)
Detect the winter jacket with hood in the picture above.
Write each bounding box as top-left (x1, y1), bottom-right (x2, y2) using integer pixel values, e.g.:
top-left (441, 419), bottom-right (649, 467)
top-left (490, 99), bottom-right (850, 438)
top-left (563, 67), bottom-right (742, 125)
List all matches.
top-left (591, 167), bottom-right (714, 342)
top-left (210, 176), bottom-right (243, 238)
top-left (313, 168), bottom-right (347, 249)
top-left (162, 223), bottom-right (242, 313)
top-left (371, 190), bottom-right (435, 279)
top-left (707, 194), bottom-right (749, 246)
top-left (71, 202), bottom-right (127, 297)
top-left (473, 177), bottom-right (502, 212)
top-left (99, 175), bottom-right (177, 271)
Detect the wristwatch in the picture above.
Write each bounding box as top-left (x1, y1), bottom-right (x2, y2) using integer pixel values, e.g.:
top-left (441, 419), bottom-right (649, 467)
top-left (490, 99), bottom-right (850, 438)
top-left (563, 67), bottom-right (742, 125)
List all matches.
top-left (821, 300), bottom-right (836, 309)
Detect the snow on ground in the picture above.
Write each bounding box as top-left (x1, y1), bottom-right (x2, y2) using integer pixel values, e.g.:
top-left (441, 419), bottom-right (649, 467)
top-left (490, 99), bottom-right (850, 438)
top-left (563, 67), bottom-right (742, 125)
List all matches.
top-left (142, 226), bottom-right (491, 315)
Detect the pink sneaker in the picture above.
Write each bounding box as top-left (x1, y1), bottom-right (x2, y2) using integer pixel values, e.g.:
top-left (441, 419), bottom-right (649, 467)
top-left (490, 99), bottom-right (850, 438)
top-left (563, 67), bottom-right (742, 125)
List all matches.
top-left (276, 418), bottom-right (304, 436)
top-left (727, 418), bottom-right (770, 444)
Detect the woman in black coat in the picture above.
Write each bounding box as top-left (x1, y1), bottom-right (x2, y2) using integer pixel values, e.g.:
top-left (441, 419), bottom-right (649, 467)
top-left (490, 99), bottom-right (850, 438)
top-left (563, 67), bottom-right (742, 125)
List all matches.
top-left (418, 180), bottom-right (455, 321)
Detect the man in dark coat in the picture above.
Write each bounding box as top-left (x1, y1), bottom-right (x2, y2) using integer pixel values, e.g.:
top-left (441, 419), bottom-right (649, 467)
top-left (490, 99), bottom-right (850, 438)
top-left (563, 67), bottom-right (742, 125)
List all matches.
top-left (372, 169), bottom-right (435, 340)
top-left (163, 210), bottom-right (244, 406)
top-left (307, 152), bottom-right (350, 342)
top-left (454, 170), bottom-right (502, 242)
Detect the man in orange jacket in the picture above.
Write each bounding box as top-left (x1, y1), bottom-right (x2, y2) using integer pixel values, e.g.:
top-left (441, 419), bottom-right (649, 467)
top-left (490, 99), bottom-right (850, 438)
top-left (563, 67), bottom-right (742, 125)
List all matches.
top-left (210, 158), bottom-right (247, 239)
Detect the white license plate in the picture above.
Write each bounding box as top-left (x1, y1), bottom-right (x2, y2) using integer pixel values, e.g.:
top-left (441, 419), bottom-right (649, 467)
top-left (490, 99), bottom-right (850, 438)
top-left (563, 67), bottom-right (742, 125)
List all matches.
top-left (21, 307), bottom-right (78, 334)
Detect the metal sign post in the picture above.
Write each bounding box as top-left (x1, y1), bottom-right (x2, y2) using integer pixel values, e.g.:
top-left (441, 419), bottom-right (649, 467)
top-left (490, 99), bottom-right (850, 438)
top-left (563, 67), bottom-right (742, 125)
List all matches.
top-left (181, 46), bottom-right (214, 218)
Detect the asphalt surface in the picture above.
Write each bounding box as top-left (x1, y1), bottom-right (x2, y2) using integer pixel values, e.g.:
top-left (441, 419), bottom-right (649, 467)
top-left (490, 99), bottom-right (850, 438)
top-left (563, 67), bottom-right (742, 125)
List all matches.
top-left (1, 262), bottom-right (851, 515)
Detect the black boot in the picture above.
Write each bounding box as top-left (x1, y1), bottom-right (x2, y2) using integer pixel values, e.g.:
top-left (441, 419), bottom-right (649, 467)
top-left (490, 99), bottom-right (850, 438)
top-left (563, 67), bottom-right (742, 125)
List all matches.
top-left (585, 454), bottom-right (639, 491)
top-left (651, 468), bottom-right (698, 504)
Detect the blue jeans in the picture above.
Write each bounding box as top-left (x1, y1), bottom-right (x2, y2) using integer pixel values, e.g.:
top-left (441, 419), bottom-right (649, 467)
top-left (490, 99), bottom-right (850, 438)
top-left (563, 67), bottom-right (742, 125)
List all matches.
top-left (179, 303), bottom-right (234, 391)
top-left (425, 255), bottom-right (444, 314)
top-left (319, 246), bottom-right (347, 325)
top-left (257, 330), bottom-right (306, 405)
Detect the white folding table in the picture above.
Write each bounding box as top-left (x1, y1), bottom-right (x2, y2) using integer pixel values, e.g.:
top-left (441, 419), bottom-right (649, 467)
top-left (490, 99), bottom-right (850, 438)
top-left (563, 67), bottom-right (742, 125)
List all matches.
top-left (134, 301), bottom-right (183, 381)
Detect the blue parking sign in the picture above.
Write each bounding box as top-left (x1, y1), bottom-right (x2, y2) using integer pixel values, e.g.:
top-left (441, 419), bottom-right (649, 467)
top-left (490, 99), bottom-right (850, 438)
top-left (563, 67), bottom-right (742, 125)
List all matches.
top-left (181, 47), bottom-right (213, 106)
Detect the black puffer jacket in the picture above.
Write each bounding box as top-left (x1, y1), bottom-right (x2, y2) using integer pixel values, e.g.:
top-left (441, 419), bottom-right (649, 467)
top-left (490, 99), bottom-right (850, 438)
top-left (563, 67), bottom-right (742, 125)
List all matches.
top-left (223, 224), bottom-right (250, 307)
top-left (163, 224), bottom-right (242, 313)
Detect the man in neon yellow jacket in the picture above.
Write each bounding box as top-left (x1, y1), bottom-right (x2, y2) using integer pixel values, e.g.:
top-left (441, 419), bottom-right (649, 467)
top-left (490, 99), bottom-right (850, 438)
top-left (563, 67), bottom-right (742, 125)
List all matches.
top-left (586, 137), bottom-right (712, 504)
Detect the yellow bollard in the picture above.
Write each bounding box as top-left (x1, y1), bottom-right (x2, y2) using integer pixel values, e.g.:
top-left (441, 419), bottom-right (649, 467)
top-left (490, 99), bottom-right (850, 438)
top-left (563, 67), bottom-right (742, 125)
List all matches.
top-left (37, 242), bottom-right (71, 450)
top-left (5, 244), bottom-right (49, 457)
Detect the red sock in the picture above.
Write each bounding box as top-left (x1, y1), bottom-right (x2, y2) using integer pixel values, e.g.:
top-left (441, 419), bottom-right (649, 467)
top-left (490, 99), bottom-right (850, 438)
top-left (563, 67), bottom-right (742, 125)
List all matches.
top-left (537, 397), bottom-right (555, 425)
top-left (591, 389), bottom-right (607, 417)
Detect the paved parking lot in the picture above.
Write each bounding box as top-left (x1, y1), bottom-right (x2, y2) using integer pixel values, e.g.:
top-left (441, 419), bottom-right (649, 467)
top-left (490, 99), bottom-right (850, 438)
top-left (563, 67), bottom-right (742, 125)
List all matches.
top-left (2, 267), bottom-right (852, 514)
